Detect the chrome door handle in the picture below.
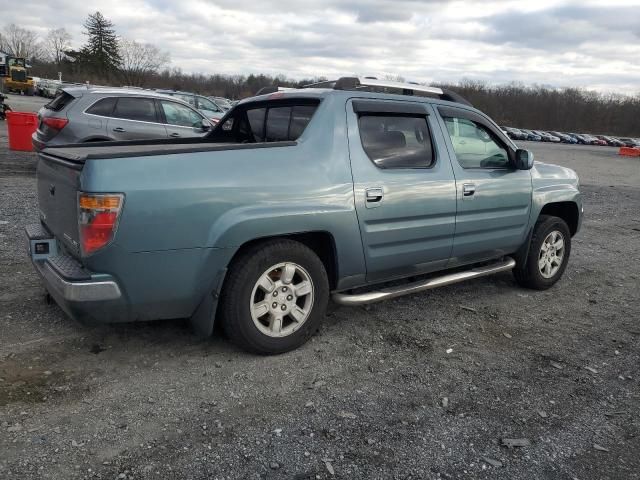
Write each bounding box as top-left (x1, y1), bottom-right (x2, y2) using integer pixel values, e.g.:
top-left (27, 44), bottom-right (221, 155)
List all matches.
top-left (462, 183), bottom-right (476, 197)
top-left (365, 187), bottom-right (383, 202)
top-left (112, 127), bottom-right (125, 132)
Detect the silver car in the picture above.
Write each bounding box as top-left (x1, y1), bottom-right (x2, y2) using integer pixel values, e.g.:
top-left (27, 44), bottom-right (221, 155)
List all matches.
top-left (155, 90), bottom-right (226, 123)
top-left (32, 88), bottom-right (213, 150)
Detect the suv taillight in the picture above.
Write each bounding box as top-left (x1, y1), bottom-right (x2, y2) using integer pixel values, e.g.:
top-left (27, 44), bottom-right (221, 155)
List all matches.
top-left (78, 193), bottom-right (124, 255)
top-left (43, 117), bottom-right (69, 130)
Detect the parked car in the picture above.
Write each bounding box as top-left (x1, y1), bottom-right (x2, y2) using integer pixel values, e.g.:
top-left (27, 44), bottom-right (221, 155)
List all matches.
top-left (549, 131), bottom-right (577, 144)
top-left (569, 133), bottom-right (591, 145)
top-left (520, 129), bottom-right (542, 141)
top-left (596, 135), bottom-right (623, 147)
top-left (32, 88), bottom-right (213, 150)
top-left (210, 96), bottom-right (233, 111)
top-left (26, 77), bottom-right (582, 354)
top-left (156, 90), bottom-right (226, 123)
top-left (617, 137), bottom-right (640, 147)
top-left (533, 130), bottom-right (561, 142)
top-left (502, 126), bottom-right (527, 141)
top-left (579, 134), bottom-right (604, 145)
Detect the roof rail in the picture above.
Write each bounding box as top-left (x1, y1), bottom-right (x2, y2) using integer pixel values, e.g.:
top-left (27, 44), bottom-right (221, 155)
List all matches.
top-left (302, 76), bottom-right (473, 107)
top-left (254, 86), bottom-right (296, 96)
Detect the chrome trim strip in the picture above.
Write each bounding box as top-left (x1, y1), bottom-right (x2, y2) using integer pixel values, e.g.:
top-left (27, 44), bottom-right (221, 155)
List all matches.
top-left (332, 257), bottom-right (516, 306)
top-left (35, 260), bottom-right (122, 302)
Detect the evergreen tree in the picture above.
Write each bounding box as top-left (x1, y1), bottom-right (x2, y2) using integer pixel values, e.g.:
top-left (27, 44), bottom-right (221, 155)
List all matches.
top-left (80, 12), bottom-right (121, 79)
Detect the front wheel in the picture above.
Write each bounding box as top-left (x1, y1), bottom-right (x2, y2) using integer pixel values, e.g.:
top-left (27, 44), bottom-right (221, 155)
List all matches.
top-left (219, 239), bottom-right (329, 354)
top-left (514, 215), bottom-right (572, 290)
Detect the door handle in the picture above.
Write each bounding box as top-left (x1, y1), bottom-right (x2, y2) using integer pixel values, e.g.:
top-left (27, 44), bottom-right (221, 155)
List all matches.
top-left (112, 127), bottom-right (125, 132)
top-left (169, 132), bottom-right (180, 137)
top-left (462, 183), bottom-right (476, 197)
top-left (365, 187), bottom-right (384, 203)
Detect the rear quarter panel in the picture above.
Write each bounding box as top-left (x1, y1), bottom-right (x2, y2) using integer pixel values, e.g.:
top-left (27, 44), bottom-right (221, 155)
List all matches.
top-left (80, 95), bottom-right (366, 315)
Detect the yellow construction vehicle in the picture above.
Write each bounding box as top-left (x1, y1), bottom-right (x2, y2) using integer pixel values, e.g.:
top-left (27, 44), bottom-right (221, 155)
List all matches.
top-left (0, 56), bottom-right (35, 95)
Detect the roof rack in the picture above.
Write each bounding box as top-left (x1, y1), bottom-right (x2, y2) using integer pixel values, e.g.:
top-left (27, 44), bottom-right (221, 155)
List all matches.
top-left (302, 76), bottom-right (473, 107)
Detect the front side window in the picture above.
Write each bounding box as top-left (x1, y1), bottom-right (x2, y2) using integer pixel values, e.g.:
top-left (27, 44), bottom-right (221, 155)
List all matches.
top-left (112, 97), bottom-right (157, 123)
top-left (358, 115), bottom-right (435, 169)
top-left (443, 116), bottom-right (509, 169)
top-left (160, 101), bottom-right (203, 127)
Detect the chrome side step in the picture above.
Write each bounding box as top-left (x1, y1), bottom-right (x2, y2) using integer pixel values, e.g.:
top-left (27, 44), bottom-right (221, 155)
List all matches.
top-left (332, 257), bottom-right (516, 306)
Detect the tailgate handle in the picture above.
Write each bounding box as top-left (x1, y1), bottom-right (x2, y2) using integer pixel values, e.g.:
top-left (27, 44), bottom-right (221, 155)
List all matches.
top-left (113, 127), bottom-right (125, 132)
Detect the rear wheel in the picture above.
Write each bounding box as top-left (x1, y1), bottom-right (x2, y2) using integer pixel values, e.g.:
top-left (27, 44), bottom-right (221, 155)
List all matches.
top-left (219, 239), bottom-right (329, 354)
top-left (514, 215), bottom-right (571, 290)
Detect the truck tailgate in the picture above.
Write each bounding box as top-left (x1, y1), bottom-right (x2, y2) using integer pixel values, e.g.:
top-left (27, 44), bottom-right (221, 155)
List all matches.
top-left (37, 153), bottom-right (82, 257)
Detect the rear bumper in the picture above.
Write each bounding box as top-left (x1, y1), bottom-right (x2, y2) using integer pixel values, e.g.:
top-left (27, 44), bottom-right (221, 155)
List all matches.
top-left (26, 223), bottom-right (129, 323)
top-left (33, 258), bottom-right (121, 302)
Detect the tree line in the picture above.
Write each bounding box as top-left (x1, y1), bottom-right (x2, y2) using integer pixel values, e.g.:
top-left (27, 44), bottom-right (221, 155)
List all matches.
top-left (1, 13), bottom-right (638, 136)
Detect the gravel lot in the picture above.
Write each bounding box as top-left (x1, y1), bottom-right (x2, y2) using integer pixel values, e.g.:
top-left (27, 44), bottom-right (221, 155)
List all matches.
top-left (0, 119), bottom-right (639, 479)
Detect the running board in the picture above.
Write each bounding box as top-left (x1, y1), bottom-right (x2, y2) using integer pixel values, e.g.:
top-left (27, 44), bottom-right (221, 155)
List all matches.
top-left (332, 257), bottom-right (516, 306)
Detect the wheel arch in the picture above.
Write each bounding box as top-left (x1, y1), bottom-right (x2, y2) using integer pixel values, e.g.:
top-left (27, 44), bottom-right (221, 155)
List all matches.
top-left (539, 201), bottom-right (580, 236)
top-left (225, 231), bottom-right (339, 290)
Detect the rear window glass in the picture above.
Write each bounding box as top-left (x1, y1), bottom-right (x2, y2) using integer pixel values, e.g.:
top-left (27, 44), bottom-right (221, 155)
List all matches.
top-left (111, 97), bottom-right (157, 123)
top-left (86, 97), bottom-right (117, 117)
top-left (265, 107), bottom-right (291, 142)
top-left (247, 108), bottom-right (266, 141)
top-left (358, 115), bottom-right (435, 169)
top-left (45, 91), bottom-right (74, 112)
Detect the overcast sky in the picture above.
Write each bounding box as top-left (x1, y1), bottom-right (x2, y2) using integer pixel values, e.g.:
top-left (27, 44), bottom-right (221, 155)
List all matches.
top-left (9, 0), bottom-right (640, 94)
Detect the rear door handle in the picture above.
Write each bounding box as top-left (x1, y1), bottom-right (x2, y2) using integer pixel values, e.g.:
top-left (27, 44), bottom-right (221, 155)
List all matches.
top-left (462, 183), bottom-right (476, 197)
top-left (169, 132), bottom-right (181, 137)
top-left (365, 187), bottom-right (384, 208)
top-left (112, 127), bottom-right (125, 132)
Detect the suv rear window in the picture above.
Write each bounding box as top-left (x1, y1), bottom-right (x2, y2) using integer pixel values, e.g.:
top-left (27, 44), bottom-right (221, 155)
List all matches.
top-left (45, 91), bottom-right (75, 112)
top-left (86, 97), bottom-right (117, 116)
top-left (111, 97), bottom-right (158, 123)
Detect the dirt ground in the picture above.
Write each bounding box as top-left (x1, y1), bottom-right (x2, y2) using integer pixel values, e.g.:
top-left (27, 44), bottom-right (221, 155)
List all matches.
top-left (0, 121), bottom-right (639, 479)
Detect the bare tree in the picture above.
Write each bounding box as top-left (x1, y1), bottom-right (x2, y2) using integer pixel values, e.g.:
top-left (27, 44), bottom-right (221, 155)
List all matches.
top-left (1, 24), bottom-right (40, 59)
top-left (119, 38), bottom-right (169, 87)
top-left (43, 28), bottom-right (72, 66)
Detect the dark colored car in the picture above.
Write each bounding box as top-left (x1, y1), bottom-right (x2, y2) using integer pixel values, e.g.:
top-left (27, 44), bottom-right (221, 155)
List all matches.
top-left (596, 135), bottom-right (623, 147)
top-left (520, 129), bottom-right (543, 141)
top-left (617, 137), bottom-right (640, 147)
top-left (549, 131), bottom-right (577, 144)
top-left (502, 126), bottom-right (527, 141)
top-left (533, 130), bottom-right (561, 143)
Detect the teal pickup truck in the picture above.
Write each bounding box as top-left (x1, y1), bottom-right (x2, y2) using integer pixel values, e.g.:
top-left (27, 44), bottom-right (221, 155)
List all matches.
top-left (26, 77), bottom-right (582, 354)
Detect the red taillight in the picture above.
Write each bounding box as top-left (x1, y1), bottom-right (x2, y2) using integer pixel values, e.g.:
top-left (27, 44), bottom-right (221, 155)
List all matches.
top-left (78, 193), bottom-right (124, 255)
top-left (43, 117), bottom-right (69, 130)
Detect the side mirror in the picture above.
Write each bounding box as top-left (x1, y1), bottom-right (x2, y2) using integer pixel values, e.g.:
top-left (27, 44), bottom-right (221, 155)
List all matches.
top-left (198, 118), bottom-right (212, 132)
top-left (515, 149), bottom-right (534, 170)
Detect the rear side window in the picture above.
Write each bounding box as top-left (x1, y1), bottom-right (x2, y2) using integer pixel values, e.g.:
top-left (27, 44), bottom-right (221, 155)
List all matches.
top-left (247, 108), bottom-right (266, 141)
top-left (111, 97), bottom-right (157, 123)
top-left (45, 91), bottom-right (74, 112)
top-left (358, 115), bottom-right (435, 169)
top-left (212, 101), bottom-right (319, 144)
top-left (250, 104), bottom-right (318, 142)
top-left (86, 97), bottom-right (117, 116)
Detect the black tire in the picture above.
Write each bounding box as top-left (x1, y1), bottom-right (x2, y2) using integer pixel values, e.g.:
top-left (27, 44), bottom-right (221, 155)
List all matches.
top-left (219, 239), bottom-right (329, 355)
top-left (514, 215), bottom-right (571, 290)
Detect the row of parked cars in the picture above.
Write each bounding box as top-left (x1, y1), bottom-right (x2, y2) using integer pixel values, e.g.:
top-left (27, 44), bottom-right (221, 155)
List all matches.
top-left (502, 126), bottom-right (640, 147)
